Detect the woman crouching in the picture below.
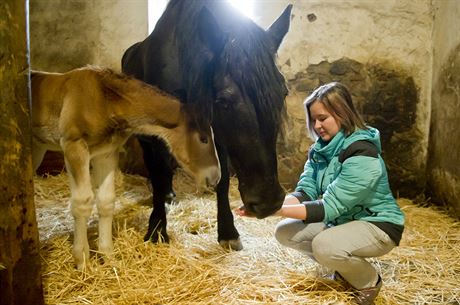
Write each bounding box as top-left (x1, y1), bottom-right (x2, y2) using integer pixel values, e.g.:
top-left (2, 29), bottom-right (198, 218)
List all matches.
top-left (236, 82), bottom-right (404, 305)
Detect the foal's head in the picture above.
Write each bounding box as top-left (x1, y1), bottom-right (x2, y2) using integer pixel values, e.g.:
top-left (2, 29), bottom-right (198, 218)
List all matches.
top-left (168, 104), bottom-right (221, 188)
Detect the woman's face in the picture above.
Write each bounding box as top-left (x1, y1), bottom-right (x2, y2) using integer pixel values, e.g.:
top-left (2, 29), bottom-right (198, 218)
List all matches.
top-left (309, 101), bottom-right (341, 142)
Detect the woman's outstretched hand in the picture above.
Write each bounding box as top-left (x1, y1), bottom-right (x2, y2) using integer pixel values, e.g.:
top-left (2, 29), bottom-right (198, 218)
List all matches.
top-left (234, 205), bottom-right (284, 217)
top-left (235, 202), bottom-right (307, 220)
top-left (235, 195), bottom-right (299, 218)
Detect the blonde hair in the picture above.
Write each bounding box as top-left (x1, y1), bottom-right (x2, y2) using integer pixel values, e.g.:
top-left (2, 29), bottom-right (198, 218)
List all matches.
top-left (304, 82), bottom-right (367, 140)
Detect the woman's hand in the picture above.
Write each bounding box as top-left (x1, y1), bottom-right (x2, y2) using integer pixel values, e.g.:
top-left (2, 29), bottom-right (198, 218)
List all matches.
top-left (235, 204), bottom-right (307, 220)
top-left (234, 195), bottom-right (303, 218)
top-left (283, 194), bottom-right (301, 205)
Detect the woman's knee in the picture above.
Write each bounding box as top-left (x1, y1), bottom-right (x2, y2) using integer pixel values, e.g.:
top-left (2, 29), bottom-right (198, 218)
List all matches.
top-left (274, 222), bottom-right (291, 245)
top-left (312, 232), bottom-right (346, 265)
top-left (274, 219), bottom-right (301, 246)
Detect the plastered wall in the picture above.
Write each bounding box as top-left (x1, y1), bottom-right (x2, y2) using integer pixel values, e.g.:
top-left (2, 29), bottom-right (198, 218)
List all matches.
top-left (30, 0), bottom-right (148, 72)
top-left (428, 0), bottom-right (460, 215)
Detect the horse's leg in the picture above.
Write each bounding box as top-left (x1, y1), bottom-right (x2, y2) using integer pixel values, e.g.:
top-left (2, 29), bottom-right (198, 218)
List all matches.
top-left (138, 135), bottom-right (175, 243)
top-left (216, 146), bottom-right (243, 251)
top-left (61, 139), bottom-right (93, 270)
top-left (91, 152), bottom-right (118, 258)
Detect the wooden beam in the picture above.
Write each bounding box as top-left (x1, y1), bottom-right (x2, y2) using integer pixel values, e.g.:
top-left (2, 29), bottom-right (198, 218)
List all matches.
top-left (0, 1), bottom-right (44, 304)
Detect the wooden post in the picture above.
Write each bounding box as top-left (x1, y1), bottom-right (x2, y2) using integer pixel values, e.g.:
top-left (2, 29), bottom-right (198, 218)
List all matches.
top-left (0, 0), bottom-right (44, 304)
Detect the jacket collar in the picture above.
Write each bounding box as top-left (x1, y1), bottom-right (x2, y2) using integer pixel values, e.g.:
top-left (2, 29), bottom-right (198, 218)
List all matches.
top-left (313, 129), bottom-right (345, 163)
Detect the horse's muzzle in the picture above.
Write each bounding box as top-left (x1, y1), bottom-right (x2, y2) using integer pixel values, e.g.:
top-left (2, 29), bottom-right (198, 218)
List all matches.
top-left (237, 174), bottom-right (285, 218)
top-left (242, 193), bottom-right (284, 219)
top-left (251, 204), bottom-right (283, 219)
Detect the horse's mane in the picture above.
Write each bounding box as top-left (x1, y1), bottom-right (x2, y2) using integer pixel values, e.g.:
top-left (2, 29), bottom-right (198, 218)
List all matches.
top-left (220, 28), bottom-right (288, 135)
top-left (167, 0), bottom-right (287, 135)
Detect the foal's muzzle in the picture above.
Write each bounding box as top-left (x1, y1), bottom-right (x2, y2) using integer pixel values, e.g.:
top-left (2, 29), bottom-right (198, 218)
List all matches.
top-left (204, 166), bottom-right (221, 188)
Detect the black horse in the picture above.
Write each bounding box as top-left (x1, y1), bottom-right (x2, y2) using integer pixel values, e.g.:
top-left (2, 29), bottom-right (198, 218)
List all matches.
top-left (122, 0), bottom-right (292, 250)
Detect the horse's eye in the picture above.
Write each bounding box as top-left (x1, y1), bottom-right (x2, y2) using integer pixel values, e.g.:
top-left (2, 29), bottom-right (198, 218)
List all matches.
top-left (215, 98), bottom-right (230, 109)
top-left (199, 135), bottom-right (208, 144)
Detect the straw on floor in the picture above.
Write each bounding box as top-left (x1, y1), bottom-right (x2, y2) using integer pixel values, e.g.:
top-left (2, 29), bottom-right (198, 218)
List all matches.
top-left (35, 170), bottom-right (460, 305)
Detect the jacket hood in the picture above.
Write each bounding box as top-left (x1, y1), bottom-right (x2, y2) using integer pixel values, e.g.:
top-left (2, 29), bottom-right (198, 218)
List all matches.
top-left (344, 126), bottom-right (382, 153)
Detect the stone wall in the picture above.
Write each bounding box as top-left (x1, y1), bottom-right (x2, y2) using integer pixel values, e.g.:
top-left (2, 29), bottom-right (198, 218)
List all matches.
top-left (280, 57), bottom-right (422, 197)
top-left (427, 0), bottom-right (460, 216)
top-left (258, 0), bottom-right (433, 197)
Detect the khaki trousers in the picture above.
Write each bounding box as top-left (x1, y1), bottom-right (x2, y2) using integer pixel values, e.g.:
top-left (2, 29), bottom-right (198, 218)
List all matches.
top-left (274, 219), bottom-right (395, 289)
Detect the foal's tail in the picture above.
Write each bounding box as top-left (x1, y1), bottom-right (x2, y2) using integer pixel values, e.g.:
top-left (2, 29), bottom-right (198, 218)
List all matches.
top-left (30, 70), bottom-right (61, 80)
top-left (30, 70), bottom-right (42, 79)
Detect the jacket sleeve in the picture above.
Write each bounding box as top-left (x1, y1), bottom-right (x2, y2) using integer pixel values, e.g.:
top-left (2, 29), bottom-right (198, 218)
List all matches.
top-left (322, 155), bottom-right (382, 222)
top-left (294, 158), bottom-right (319, 202)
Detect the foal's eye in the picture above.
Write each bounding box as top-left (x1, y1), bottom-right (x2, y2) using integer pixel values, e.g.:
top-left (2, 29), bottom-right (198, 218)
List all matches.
top-left (199, 135), bottom-right (209, 144)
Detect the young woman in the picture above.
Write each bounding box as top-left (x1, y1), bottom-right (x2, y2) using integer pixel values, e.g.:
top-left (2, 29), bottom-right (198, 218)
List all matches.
top-left (235, 82), bottom-right (404, 305)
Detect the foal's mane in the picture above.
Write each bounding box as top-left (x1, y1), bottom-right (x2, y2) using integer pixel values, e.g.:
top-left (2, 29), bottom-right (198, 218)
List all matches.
top-left (89, 66), bottom-right (203, 130)
top-left (92, 66), bottom-right (170, 100)
top-left (168, 0), bottom-right (288, 135)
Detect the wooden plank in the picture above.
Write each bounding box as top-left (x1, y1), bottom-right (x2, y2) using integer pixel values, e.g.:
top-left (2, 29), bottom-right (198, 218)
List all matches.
top-left (0, 1), bottom-right (44, 304)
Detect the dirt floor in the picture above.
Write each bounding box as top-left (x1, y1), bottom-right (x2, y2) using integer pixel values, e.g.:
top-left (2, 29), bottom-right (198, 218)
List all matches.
top-left (35, 171), bottom-right (460, 305)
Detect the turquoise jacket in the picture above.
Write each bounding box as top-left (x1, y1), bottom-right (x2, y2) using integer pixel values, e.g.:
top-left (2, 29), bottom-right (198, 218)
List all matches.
top-left (295, 127), bottom-right (405, 226)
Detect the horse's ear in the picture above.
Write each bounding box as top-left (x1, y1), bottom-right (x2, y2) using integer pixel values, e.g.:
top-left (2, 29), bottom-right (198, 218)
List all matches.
top-left (197, 6), bottom-right (226, 55)
top-left (266, 4), bottom-right (293, 53)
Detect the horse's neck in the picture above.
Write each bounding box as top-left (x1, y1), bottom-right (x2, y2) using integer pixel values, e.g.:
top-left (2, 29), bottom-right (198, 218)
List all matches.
top-left (115, 83), bottom-right (183, 135)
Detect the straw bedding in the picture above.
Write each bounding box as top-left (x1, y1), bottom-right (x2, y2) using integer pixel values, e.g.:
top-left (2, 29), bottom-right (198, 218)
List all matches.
top-left (35, 170), bottom-right (460, 305)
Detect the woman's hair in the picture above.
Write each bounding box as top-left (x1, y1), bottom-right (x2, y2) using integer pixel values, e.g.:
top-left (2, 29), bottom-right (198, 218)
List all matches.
top-left (303, 82), bottom-right (367, 140)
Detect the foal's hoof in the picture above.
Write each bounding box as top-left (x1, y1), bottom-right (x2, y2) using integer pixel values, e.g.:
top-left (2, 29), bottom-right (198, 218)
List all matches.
top-left (219, 238), bottom-right (243, 251)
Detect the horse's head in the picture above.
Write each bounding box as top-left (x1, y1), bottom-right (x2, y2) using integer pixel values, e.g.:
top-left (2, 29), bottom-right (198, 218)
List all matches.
top-left (123, 0), bottom-right (292, 219)
top-left (196, 3), bottom-right (292, 218)
top-left (171, 103), bottom-right (221, 189)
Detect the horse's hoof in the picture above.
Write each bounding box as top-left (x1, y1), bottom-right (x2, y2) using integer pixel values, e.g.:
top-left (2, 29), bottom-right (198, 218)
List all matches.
top-left (165, 192), bottom-right (177, 205)
top-left (219, 238), bottom-right (243, 251)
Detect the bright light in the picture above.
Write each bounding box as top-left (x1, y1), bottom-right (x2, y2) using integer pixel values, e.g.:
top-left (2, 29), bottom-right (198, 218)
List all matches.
top-left (227, 0), bottom-right (255, 20)
top-left (148, 0), bottom-right (168, 34)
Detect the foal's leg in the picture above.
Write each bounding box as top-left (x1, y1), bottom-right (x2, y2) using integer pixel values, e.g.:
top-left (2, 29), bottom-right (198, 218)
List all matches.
top-left (31, 141), bottom-right (47, 172)
top-left (61, 139), bottom-right (93, 270)
top-left (91, 152), bottom-right (118, 257)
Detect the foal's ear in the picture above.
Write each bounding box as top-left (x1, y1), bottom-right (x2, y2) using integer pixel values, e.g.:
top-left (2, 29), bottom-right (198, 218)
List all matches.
top-left (266, 4), bottom-right (293, 53)
top-left (197, 7), bottom-right (226, 56)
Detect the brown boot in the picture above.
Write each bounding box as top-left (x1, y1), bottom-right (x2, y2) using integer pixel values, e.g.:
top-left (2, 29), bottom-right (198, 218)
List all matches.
top-left (353, 275), bottom-right (382, 305)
